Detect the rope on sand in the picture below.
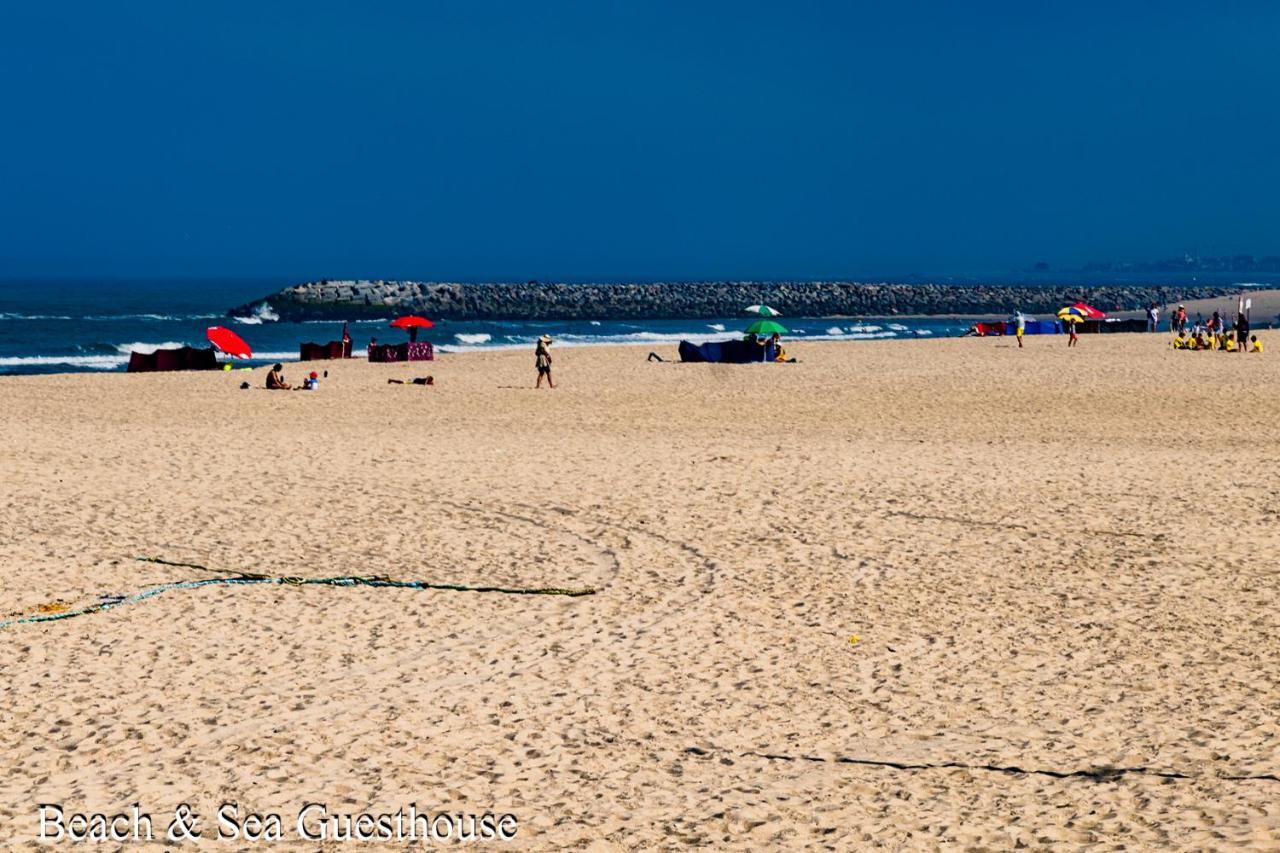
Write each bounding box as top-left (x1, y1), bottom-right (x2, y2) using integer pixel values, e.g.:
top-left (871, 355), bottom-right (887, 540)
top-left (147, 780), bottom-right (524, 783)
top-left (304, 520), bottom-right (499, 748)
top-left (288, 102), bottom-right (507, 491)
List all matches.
top-left (0, 556), bottom-right (595, 631)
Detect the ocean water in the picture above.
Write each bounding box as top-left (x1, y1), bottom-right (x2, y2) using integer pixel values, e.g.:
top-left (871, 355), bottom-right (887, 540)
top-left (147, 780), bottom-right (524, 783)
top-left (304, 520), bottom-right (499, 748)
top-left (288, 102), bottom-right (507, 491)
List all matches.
top-left (0, 279), bottom-right (969, 376)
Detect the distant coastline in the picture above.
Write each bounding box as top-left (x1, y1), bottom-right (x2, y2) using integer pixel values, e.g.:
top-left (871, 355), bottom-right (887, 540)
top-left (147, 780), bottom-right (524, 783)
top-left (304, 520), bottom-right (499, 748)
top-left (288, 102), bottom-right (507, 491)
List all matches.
top-left (230, 280), bottom-right (1250, 322)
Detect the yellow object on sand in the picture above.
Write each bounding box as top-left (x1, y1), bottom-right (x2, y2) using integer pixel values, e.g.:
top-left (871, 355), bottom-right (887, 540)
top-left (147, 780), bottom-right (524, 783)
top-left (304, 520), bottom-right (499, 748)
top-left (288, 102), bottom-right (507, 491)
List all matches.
top-left (848, 634), bottom-right (860, 645)
top-left (34, 601), bottom-right (71, 615)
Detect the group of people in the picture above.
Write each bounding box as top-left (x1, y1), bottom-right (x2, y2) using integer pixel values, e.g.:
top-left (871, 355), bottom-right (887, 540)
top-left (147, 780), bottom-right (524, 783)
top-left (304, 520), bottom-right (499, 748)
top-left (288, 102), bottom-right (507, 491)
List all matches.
top-left (745, 331), bottom-right (790, 361)
top-left (264, 364), bottom-right (322, 390)
top-left (1168, 306), bottom-right (1261, 353)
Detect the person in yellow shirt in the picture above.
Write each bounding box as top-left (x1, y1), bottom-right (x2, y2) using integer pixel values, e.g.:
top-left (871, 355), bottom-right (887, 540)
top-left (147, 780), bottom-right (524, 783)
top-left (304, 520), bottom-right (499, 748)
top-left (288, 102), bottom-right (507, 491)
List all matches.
top-left (1250, 335), bottom-right (1263, 353)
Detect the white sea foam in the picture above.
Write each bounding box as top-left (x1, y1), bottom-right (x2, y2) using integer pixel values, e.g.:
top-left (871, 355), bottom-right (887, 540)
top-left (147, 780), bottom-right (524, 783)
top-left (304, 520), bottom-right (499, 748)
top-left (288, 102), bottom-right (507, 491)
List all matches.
top-left (115, 341), bottom-right (189, 355)
top-left (234, 303), bottom-right (280, 325)
top-left (453, 333), bottom-right (492, 345)
top-left (887, 323), bottom-right (909, 331)
top-left (846, 324), bottom-right (883, 333)
top-left (0, 354), bottom-right (127, 369)
top-left (707, 323), bottom-right (725, 332)
top-left (825, 326), bottom-right (844, 335)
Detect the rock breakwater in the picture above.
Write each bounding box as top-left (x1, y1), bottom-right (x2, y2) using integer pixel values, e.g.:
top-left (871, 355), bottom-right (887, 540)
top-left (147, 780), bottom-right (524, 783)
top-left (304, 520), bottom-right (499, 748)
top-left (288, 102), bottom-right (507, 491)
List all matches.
top-left (230, 280), bottom-right (1238, 321)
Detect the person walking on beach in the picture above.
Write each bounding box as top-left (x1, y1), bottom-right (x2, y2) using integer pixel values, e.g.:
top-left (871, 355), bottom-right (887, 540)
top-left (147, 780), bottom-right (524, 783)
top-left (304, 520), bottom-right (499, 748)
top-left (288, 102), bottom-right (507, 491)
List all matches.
top-left (1174, 304), bottom-right (1187, 335)
top-left (1067, 320), bottom-right (1079, 348)
top-left (1015, 311), bottom-right (1026, 348)
top-left (535, 335), bottom-right (555, 388)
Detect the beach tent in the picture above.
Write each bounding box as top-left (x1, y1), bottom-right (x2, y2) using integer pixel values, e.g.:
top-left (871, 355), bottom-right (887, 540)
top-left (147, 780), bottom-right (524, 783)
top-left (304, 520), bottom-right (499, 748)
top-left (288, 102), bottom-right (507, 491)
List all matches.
top-left (678, 339), bottom-right (776, 363)
top-left (968, 320), bottom-right (1060, 336)
top-left (300, 340), bottom-right (353, 360)
top-left (126, 346), bottom-right (219, 373)
top-left (1071, 302), bottom-right (1106, 319)
top-left (300, 322), bottom-right (354, 360)
top-left (1007, 319), bottom-right (1060, 335)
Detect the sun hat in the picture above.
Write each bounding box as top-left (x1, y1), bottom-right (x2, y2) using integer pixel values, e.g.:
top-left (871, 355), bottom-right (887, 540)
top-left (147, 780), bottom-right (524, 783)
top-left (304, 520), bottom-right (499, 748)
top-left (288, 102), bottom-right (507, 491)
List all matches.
top-left (539, 334), bottom-right (552, 344)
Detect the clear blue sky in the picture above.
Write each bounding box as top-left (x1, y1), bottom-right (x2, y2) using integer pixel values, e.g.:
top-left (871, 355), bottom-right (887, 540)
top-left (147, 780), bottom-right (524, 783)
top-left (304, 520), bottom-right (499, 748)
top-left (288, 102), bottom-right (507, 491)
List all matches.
top-left (2, 1), bottom-right (1277, 280)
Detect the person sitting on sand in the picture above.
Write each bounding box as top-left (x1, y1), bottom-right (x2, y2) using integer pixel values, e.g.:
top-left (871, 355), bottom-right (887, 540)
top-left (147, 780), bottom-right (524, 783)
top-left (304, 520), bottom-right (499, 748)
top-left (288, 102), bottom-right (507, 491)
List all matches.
top-left (387, 376), bottom-right (434, 385)
top-left (535, 335), bottom-right (554, 389)
top-left (1251, 335), bottom-right (1263, 353)
top-left (265, 363), bottom-right (291, 390)
top-left (769, 333), bottom-right (789, 362)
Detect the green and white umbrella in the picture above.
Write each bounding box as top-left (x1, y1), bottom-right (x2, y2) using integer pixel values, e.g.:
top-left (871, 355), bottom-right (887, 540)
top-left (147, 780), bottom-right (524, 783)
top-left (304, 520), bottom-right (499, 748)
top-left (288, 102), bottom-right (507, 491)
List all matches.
top-left (745, 304), bottom-right (782, 317)
top-left (744, 318), bottom-right (788, 336)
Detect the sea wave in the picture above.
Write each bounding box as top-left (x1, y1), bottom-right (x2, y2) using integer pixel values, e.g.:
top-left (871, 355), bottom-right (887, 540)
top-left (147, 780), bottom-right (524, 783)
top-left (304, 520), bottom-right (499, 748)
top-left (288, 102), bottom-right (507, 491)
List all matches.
top-left (85, 313), bottom-right (220, 321)
top-left (115, 341), bottom-right (189, 354)
top-left (234, 303), bottom-right (280, 325)
top-left (453, 333), bottom-right (492, 345)
top-left (0, 312), bottom-right (219, 322)
top-left (0, 354), bottom-right (128, 369)
top-left (707, 323), bottom-right (725, 332)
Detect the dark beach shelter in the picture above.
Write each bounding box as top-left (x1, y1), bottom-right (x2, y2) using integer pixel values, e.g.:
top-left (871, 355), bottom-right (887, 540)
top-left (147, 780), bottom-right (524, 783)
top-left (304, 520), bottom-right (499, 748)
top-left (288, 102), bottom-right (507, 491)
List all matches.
top-left (390, 315), bottom-right (434, 342)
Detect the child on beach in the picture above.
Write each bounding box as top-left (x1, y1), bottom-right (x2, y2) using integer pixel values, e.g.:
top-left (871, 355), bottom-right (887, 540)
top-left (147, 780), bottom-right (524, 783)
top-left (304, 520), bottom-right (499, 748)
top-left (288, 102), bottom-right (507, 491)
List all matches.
top-left (1015, 312), bottom-right (1025, 348)
top-left (1251, 335), bottom-right (1263, 353)
top-left (1067, 321), bottom-right (1079, 348)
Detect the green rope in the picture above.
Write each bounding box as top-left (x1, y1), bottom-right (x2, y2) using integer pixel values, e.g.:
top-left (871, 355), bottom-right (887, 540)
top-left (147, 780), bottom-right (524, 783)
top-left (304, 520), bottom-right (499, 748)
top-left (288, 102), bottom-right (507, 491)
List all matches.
top-left (0, 557), bottom-right (596, 631)
top-left (134, 556), bottom-right (596, 596)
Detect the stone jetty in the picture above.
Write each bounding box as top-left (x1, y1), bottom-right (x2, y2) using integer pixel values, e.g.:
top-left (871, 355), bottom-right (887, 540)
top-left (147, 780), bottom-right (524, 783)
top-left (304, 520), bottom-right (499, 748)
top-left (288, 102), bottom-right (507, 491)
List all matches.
top-left (229, 280), bottom-right (1238, 321)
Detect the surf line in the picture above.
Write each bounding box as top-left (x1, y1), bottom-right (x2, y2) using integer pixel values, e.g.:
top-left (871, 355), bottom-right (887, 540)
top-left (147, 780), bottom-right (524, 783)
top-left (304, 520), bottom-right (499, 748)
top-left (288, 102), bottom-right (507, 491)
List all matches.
top-left (0, 556), bottom-right (596, 631)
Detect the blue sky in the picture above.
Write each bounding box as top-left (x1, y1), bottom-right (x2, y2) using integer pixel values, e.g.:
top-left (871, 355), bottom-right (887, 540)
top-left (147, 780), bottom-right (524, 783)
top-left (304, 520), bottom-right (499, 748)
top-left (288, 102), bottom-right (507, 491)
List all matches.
top-left (1, 1), bottom-right (1277, 279)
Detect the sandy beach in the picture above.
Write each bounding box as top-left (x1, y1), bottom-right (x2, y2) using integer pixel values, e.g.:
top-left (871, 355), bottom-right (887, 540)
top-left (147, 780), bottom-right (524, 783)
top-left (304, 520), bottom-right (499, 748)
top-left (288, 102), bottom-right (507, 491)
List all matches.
top-left (1, 332), bottom-right (1278, 849)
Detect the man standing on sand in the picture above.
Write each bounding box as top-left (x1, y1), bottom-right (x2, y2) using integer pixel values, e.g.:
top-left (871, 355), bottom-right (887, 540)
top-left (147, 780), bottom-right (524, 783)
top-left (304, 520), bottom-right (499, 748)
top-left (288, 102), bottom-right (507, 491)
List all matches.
top-left (1146, 303), bottom-right (1159, 332)
top-left (1236, 309), bottom-right (1249, 353)
top-left (1014, 311), bottom-right (1025, 348)
top-left (535, 335), bottom-right (555, 388)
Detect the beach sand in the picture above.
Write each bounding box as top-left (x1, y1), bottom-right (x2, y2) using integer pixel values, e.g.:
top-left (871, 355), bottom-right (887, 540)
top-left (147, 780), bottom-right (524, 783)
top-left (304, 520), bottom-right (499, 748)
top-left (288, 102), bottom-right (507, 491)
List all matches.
top-left (1, 332), bottom-right (1278, 849)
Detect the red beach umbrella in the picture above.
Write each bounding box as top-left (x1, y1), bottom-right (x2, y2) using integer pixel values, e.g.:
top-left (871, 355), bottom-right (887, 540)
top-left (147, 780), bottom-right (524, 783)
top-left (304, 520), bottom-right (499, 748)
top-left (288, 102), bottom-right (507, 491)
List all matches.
top-left (1071, 302), bottom-right (1106, 319)
top-left (390, 315), bottom-right (434, 342)
top-left (389, 315), bottom-right (434, 331)
top-left (206, 326), bottom-right (253, 359)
